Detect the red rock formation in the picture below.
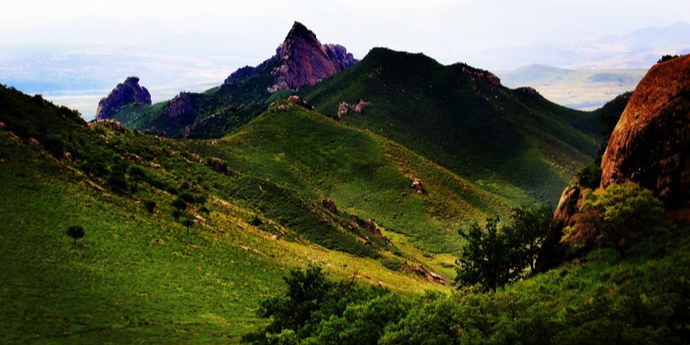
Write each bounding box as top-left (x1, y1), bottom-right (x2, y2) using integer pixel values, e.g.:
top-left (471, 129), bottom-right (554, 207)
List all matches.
top-left (600, 55), bottom-right (690, 208)
top-left (96, 77), bottom-right (151, 119)
top-left (268, 22), bottom-right (357, 92)
top-left (537, 55), bottom-right (690, 272)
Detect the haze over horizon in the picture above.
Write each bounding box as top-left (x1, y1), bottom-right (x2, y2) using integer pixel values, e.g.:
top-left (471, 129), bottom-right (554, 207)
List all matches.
top-left (1, 0), bottom-right (689, 116)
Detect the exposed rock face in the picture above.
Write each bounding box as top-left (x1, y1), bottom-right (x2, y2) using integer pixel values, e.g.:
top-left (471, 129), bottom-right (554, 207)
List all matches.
top-left (411, 178), bottom-right (427, 195)
top-left (89, 119), bottom-right (130, 132)
top-left (537, 55), bottom-right (690, 272)
top-left (600, 55), bottom-right (690, 208)
top-left (321, 199), bottom-right (338, 213)
top-left (268, 22), bottom-right (357, 92)
top-left (363, 219), bottom-right (384, 239)
top-left (164, 93), bottom-right (196, 122)
top-left (337, 99), bottom-right (370, 119)
top-left (287, 95), bottom-right (314, 110)
top-left (453, 63), bottom-right (502, 87)
top-left (96, 77), bottom-right (151, 119)
top-left (534, 184), bottom-right (584, 272)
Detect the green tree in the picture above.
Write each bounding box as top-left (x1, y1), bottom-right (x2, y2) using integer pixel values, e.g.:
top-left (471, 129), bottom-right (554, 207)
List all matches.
top-left (563, 182), bottom-right (663, 256)
top-left (66, 225), bottom-right (85, 245)
top-left (504, 205), bottom-right (552, 274)
top-left (456, 217), bottom-right (519, 291)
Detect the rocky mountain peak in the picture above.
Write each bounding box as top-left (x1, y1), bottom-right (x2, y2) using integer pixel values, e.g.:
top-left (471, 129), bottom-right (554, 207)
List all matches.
top-left (268, 21), bottom-right (357, 92)
top-left (95, 77), bottom-right (151, 119)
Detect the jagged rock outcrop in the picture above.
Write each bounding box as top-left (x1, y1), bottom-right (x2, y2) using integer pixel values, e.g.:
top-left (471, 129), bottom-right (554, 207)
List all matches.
top-left (267, 21), bottom-right (357, 92)
top-left (164, 93), bottom-right (196, 121)
top-left (89, 119), bottom-right (130, 132)
top-left (337, 99), bottom-right (370, 119)
top-left (534, 184), bottom-right (584, 272)
top-left (287, 95), bottom-right (314, 110)
top-left (600, 55), bottom-right (690, 208)
top-left (96, 77), bottom-right (151, 119)
top-left (453, 63), bottom-right (502, 87)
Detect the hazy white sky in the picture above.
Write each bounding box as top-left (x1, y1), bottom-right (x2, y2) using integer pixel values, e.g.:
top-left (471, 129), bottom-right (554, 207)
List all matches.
top-left (2, 0), bottom-right (690, 63)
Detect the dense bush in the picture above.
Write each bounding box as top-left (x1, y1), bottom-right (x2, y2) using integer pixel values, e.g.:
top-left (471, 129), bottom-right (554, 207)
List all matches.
top-left (381, 257), bottom-right (403, 271)
top-left (247, 250), bottom-right (690, 345)
top-left (563, 182), bottom-right (663, 255)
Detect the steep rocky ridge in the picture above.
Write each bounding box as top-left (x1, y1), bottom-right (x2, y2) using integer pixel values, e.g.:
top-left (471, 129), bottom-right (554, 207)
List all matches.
top-left (100, 22), bottom-right (356, 137)
top-left (95, 77), bottom-right (151, 119)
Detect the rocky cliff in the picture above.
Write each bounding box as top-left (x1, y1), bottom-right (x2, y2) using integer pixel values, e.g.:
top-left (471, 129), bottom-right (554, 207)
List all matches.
top-left (95, 77), bottom-right (151, 119)
top-left (536, 55), bottom-right (690, 272)
top-left (600, 55), bottom-right (690, 208)
top-left (267, 21), bottom-right (357, 92)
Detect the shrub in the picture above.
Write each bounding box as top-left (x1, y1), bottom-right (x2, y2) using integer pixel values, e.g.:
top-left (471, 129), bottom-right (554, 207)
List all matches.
top-left (658, 54), bottom-right (680, 63)
top-left (250, 215), bottom-right (262, 226)
top-left (381, 257), bottom-right (403, 271)
top-left (66, 225), bottom-right (85, 245)
top-left (144, 200), bottom-right (156, 214)
top-left (172, 197), bottom-right (187, 211)
top-left (575, 162), bottom-right (602, 189)
top-left (563, 182), bottom-right (664, 256)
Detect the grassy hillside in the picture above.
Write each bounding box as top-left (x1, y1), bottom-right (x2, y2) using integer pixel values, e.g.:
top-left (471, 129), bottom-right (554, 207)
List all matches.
top-left (0, 86), bottom-right (455, 344)
top-left (188, 100), bottom-right (510, 254)
top-left (302, 48), bottom-right (602, 205)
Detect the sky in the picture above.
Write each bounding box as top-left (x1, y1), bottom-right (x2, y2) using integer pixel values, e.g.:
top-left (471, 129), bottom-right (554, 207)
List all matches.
top-left (1, 0), bottom-right (689, 117)
top-left (3, 0), bottom-right (690, 62)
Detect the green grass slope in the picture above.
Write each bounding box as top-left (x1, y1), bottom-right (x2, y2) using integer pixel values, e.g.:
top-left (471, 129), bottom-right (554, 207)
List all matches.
top-left (188, 100), bottom-right (510, 254)
top-left (302, 48), bottom-right (602, 205)
top-left (0, 86), bottom-right (452, 344)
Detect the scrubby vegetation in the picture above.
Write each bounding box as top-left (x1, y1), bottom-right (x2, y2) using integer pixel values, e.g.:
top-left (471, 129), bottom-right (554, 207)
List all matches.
top-left (563, 182), bottom-right (664, 256)
top-left (248, 221), bottom-right (690, 345)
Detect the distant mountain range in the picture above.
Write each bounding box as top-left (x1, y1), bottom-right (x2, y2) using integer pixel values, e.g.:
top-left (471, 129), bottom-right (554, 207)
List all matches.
top-left (469, 21), bottom-right (690, 70)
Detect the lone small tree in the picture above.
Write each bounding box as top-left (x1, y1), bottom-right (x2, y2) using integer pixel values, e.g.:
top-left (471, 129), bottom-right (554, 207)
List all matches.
top-left (66, 225), bottom-right (85, 245)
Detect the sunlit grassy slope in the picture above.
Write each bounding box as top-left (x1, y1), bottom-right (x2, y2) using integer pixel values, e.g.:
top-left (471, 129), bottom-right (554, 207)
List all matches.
top-left (0, 87), bottom-right (456, 344)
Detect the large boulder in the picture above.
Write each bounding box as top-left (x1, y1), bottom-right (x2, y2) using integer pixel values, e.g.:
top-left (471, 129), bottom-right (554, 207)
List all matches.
top-left (96, 77), bottom-right (151, 119)
top-left (537, 55), bottom-right (690, 272)
top-left (600, 55), bottom-right (690, 209)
